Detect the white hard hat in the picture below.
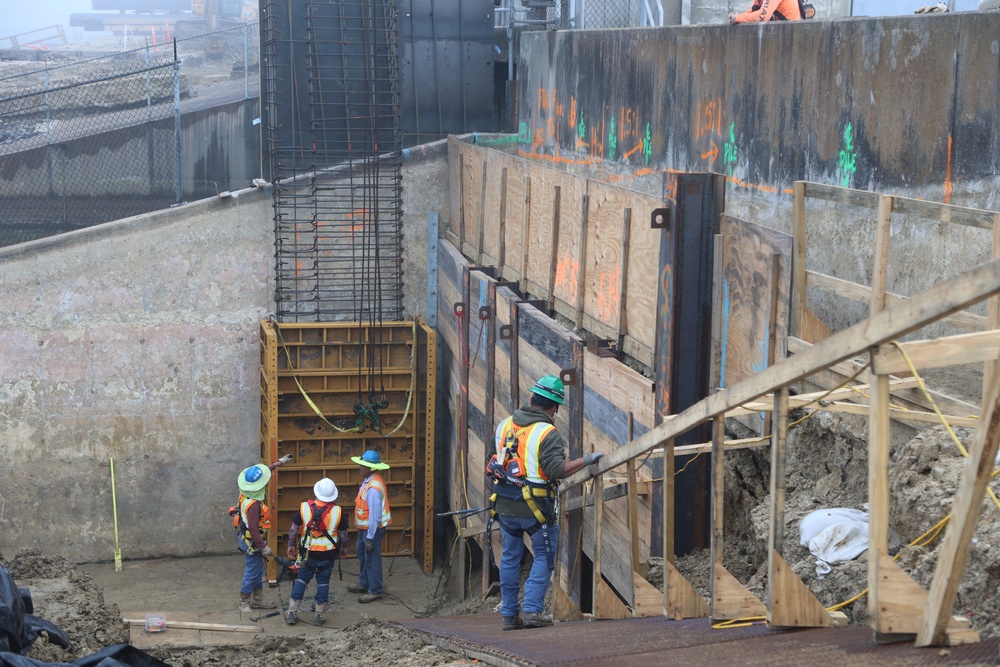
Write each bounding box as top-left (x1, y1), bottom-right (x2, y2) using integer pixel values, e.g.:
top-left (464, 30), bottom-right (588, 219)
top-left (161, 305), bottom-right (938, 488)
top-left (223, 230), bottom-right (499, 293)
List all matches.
top-left (313, 478), bottom-right (338, 502)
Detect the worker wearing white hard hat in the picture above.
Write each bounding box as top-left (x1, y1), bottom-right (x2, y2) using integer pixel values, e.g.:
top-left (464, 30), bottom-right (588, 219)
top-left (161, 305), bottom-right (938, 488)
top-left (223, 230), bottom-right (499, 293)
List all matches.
top-left (285, 477), bottom-right (349, 625)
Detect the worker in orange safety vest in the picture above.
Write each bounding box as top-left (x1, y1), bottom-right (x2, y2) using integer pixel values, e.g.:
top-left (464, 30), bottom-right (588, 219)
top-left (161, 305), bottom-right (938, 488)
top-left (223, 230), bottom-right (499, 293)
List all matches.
top-left (346, 449), bottom-right (392, 603)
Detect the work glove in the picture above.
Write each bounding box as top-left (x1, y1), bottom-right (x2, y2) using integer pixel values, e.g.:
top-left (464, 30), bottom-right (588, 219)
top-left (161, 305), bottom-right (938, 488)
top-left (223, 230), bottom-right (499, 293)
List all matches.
top-left (583, 452), bottom-right (604, 466)
top-left (338, 530), bottom-right (349, 546)
top-left (260, 545), bottom-right (273, 558)
top-left (277, 454), bottom-right (293, 465)
top-left (287, 546), bottom-right (297, 560)
top-left (364, 537), bottom-right (374, 553)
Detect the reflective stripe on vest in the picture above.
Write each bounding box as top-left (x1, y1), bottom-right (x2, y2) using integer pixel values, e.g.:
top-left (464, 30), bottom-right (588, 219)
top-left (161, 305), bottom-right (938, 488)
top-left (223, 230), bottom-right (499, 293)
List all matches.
top-left (301, 500), bottom-right (341, 551)
top-left (355, 474), bottom-right (392, 529)
top-left (494, 417), bottom-right (555, 484)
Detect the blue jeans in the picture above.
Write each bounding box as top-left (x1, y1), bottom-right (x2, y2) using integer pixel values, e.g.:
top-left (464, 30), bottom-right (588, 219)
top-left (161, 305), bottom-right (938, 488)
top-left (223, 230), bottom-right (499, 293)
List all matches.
top-left (498, 515), bottom-right (557, 617)
top-left (290, 554), bottom-right (334, 605)
top-left (355, 527), bottom-right (385, 595)
top-left (237, 534), bottom-right (265, 595)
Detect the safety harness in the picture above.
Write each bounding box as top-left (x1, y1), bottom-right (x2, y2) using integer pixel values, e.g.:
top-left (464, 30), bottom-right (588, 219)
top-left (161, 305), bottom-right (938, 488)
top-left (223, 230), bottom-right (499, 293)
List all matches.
top-left (229, 494), bottom-right (271, 554)
top-left (486, 418), bottom-right (558, 525)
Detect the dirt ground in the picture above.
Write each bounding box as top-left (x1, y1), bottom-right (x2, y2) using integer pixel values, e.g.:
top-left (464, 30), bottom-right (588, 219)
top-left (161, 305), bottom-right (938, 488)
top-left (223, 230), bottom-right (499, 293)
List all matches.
top-left (1, 548), bottom-right (494, 666)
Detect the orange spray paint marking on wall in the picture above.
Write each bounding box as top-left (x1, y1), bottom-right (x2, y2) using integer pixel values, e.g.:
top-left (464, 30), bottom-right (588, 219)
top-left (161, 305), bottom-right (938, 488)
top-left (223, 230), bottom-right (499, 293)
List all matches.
top-left (945, 134), bottom-right (953, 204)
top-left (569, 97), bottom-right (577, 129)
top-left (554, 255), bottom-right (579, 298)
top-left (596, 267), bottom-right (622, 324)
top-left (696, 99), bottom-right (723, 139)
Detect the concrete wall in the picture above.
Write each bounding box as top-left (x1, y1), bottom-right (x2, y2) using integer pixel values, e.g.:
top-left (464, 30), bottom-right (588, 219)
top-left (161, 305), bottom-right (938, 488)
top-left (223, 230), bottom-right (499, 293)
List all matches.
top-left (0, 141), bottom-right (448, 563)
top-left (517, 13), bottom-right (1000, 334)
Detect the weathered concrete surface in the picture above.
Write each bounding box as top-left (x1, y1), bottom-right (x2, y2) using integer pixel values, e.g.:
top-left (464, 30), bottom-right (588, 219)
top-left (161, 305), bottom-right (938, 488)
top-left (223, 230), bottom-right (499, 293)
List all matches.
top-left (0, 189), bottom-right (273, 562)
top-left (517, 13), bottom-right (1000, 332)
top-left (401, 139), bottom-right (451, 318)
top-left (0, 141), bottom-right (449, 563)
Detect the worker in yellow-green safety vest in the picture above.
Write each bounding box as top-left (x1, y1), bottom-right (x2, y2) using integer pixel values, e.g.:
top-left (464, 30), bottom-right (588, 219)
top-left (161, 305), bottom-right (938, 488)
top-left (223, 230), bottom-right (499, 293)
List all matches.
top-left (347, 449), bottom-right (392, 603)
top-left (488, 374), bottom-right (604, 631)
top-left (234, 454), bottom-right (292, 613)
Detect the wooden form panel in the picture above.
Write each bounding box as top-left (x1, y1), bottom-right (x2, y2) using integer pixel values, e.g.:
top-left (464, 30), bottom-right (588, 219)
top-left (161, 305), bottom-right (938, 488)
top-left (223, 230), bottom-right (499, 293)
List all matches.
top-left (258, 320), bottom-right (435, 574)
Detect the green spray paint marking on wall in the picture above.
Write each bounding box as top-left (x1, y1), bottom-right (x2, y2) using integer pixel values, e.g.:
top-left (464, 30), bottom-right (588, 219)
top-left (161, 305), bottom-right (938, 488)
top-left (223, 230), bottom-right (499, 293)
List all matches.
top-left (608, 116), bottom-right (617, 160)
top-left (578, 112), bottom-right (586, 140)
top-left (642, 123), bottom-right (652, 167)
top-left (474, 134), bottom-right (520, 147)
top-left (723, 122), bottom-right (738, 176)
top-left (838, 122), bottom-right (857, 188)
top-left (518, 121), bottom-right (531, 143)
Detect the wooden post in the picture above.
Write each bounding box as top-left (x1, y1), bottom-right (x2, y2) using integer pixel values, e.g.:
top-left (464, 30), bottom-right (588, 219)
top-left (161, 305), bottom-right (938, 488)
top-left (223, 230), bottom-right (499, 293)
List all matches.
top-left (498, 167), bottom-right (508, 276)
top-left (870, 195), bottom-right (892, 315)
top-left (763, 253), bottom-right (781, 435)
top-left (594, 472), bottom-right (604, 593)
top-left (520, 175), bottom-right (532, 296)
top-left (575, 193), bottom-right (590, 329)
top-left (984, 212), bottom-right (1000, 401)
top-left (459, 157), bottom-right (466, 250)
top-left (917, 362), bottom-right (1000, 646)
top-left (627, 416), bottom-right (640, 575)
top-left (476, 160), bottom-right (488, 265)
top-left (547, 185), bottom-right (562, 314)
top-left (616, 208), bottom-right (632, 357)
top-left (791, 181), bottom-right (805, 338)
top-left (710, 234), bottom-right (724, 392)
top-left (664, 437), bottom-right (675, 565)
top-left (710, 414), bottom-right (725, 573)
top-left (867, 371), bottom-right (891, 634)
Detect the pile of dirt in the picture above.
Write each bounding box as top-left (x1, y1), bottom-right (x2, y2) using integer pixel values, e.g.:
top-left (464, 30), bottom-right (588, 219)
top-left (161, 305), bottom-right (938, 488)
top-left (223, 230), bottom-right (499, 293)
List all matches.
top-left (160, 615), bottom-right (475, 667)
top-left (0, 548), bottom-right (129, 663)
top-left (649, 411), bottom-right (1000, 638)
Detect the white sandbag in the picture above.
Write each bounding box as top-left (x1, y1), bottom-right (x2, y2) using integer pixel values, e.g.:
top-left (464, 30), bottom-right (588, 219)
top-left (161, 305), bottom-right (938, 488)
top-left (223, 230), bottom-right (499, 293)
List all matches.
top-left (799, 508), bottom-right (869, 578)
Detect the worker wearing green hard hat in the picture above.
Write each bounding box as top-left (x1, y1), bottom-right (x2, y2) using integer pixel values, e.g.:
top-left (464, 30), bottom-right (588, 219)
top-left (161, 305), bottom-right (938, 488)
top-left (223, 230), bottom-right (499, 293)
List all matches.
top-left (488, 374), bottom-right (604, 631)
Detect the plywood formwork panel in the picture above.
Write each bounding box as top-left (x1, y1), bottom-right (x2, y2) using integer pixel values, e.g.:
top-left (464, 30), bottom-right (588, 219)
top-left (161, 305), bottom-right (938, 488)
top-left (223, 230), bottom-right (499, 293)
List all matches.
top-left (259, 320), bottom-right (435, 574)
top-left (497, 154), bottom-right (528, 283)
top-left (448, 139), bottom-right (463, 241)
top-left (461, 146), bottom-right (487, 260)
top-left (623, 197), bottom-right (662, 366)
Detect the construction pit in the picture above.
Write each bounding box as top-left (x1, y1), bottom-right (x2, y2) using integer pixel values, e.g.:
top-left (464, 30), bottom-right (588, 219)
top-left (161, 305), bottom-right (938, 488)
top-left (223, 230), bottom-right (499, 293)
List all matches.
top-left (8, 8), bottom-right (1000, 667)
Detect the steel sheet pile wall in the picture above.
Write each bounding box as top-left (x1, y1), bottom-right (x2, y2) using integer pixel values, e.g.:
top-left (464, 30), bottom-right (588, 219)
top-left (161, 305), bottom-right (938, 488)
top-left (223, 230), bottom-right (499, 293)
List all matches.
top-left (259, 319), bottom-right (435, 575)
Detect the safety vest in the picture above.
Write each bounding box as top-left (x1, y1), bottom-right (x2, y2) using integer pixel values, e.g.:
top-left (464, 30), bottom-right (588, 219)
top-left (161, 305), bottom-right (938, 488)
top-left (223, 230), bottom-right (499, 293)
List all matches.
top-left (236, 495), bottom-right (271, 551)
top-left (300, 500), bottom-right (341, 552)
top-left (355, 474), bottom-right (392, 529)
top-left (493, 416), bottom-right (556, 485)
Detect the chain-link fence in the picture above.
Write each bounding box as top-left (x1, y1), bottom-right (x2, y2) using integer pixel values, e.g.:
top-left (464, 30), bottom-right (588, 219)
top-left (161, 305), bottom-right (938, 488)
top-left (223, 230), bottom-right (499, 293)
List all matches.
top-left (0, 22), bottom-right (259, 248)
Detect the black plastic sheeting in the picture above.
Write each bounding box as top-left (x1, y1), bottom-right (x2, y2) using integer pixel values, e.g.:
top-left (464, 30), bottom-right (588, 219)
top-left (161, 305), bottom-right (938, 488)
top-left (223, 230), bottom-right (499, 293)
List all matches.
top-left (0, 565), bottom-right (168, 667)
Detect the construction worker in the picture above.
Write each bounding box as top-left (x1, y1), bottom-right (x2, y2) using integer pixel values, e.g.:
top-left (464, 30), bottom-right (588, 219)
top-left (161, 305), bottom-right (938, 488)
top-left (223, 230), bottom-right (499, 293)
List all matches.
top-left (347, 450), bottom-right (391, 603)
top-left (489, 374), bottom-right (603, 630)
top-left (234, 455), bottom-right (292, 613)
top-left (285, 477), bottom-right (349, 625)
top-left (729, 0), bottom-right (803, 22)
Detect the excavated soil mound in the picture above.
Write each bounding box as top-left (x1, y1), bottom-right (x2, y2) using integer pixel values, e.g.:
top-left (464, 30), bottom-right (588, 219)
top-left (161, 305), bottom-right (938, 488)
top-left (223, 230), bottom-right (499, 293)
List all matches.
top-left (0, 549), bottom-right (129, 663)
top-left (157, 615), bottom-right (474, 667)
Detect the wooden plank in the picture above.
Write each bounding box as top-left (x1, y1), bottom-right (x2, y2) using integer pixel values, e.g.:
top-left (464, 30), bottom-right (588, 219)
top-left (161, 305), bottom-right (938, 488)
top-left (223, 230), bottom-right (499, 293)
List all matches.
top-left (633, 570), bottom-right (663, 618)
top-left (546, 184), bottom-right (562, 312)
top-left (593, 472), bottom-right (604, 599)
top-left (868, 372), bottom-right (891, 634)
top-left (594, 578), bottom-right (632, 620)
top-left (623, 191), bottom-right (665, 359)
top-left (710, 234), bottom-right (724, 394)
top-left (457, 143), bottom-right (466, 245)
top-left (766, 388), bottom-right (788, 567)
top-left (583, 347), bottom-right (656, 431)
top-left (712, 563), bottom-right (767, 621)
top-left (766, 550), bottom-right (832, 628)
top-left (917, 364), bottom-right (1000, 646)
top-left (553, 582), bottom-right (585, 622)
top-left (497, 166), bottom-right (508, 273)
top-left (560, 255), bottom-right (1000, 490)
top-left (448, 138), bottom-right (463, 240)
top-left (665, 560), bottom-right (710, 620)
top-left (124, 619), bottom-right (261, 633)
top-left (801, 305), bottom-right (832, 344)
top-left (663, 438), bottom-right (675, 565)
top-left (872, 330), bottom-right (1000, 375)
top-left (792, 181), bottom-right (806, 338)
top-left (476, 158), bottom-right (488, 265)
top-left (870, 195), bottom-right (893, 315)
top-left (802, 182), bottom-right (879, 211)
top-left (709, 415), bottom-right (724, 572)
top-left (617, 208), bottom-right (632, 353)
top-left (520, 174), bottom-right (532, 296)
top-left (582, 181), bottom-right (627, 334)
top-left (718, 217), bottom-right (792, 395)
top-left (627, 419), bottom-right (640, 575)
top-left (891, 195), bottom-right (997, 230)
top-left (984, 213), bottom-right (1000, 400)
top-left (807, 271), bottom-right (986, 333)
top-left (575, 193), bottom-right (590, 329)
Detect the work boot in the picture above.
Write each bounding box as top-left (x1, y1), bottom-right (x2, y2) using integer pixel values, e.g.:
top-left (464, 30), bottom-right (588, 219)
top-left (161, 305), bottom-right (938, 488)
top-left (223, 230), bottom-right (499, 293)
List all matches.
top-left (502, 615), bottom-right (523, 631)
top-left (346, 583), bottom-right (366, 594)
top-left (523, 612), bottom-right (553, 628)
top-left (314, 602), bottom-right (328, 625)
top-left (286, 598), bottom-right (300, 625)
top-left (250, 587), bottom-right (277, 610)
top-left (358, 592), bottom-right (384, 604)
top-left (238, 592), bottom-right (252, 613)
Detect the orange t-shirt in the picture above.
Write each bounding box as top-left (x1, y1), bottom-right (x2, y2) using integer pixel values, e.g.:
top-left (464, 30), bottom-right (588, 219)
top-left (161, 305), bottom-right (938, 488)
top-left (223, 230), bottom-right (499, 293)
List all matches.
top-left (731, 0), bottom-right (802, 22)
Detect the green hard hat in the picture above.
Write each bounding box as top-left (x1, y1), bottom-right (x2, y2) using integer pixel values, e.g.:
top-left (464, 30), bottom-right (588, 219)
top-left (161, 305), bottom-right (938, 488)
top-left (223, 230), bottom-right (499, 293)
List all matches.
top-left (531, 374), bottom-right (565, 405)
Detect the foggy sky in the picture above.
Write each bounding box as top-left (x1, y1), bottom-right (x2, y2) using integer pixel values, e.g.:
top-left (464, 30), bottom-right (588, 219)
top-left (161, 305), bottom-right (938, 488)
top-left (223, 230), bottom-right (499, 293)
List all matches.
top-left (6, 0), bottom-right (103, 41)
